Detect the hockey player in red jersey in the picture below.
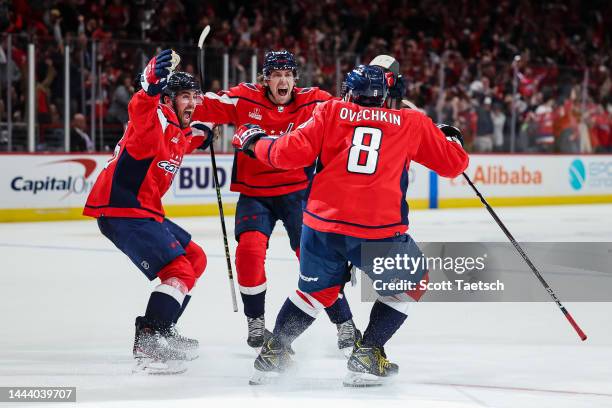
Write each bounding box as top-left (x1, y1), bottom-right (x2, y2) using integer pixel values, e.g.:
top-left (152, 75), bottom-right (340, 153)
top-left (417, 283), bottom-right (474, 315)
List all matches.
top-left (83, 50), bottom-right (214, 374)
top-left (233, 65), bottom-right (469, 386)
top-left (190, 50), bottom-right (359, 354)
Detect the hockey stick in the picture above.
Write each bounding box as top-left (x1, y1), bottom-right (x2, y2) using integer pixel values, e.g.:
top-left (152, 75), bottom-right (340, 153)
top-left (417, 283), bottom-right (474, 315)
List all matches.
top-left (398, 96), bottom-right (586, 340)
top-left (462, 173), bottom-right (587, 341)
top-left (197, 26), bottom-right (239, 312)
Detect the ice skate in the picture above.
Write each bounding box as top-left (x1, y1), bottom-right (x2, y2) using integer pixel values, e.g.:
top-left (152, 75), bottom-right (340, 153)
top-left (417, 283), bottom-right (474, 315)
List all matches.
top-left (343, 340), bottom-right (398, 387)
top-left (247, 315), bottom-right (266, 348)
top-left (249, 337), bottom-right (294, 385)
top-left (163, 323), bottom-right (199, 361)
top-left (262, 328), bottom-right (295, 355)
top-left (337, 319), bottom-right (362, 358)
top-left (132, 317), bottom-right (188, 375)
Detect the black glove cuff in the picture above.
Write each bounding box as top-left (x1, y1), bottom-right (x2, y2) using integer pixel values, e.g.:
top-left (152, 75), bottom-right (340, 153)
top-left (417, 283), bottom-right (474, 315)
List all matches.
top-left (242, 134), bottom-right (264, 157)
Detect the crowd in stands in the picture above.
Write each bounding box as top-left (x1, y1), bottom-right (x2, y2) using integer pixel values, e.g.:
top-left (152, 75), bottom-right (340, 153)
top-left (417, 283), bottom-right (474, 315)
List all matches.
top-left (1, 0), bottom-right (610, 152)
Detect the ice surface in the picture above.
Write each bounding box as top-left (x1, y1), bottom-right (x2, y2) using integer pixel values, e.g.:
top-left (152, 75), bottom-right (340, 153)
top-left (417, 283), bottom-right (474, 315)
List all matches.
top-left (1, 204), bottom-right (611, 407)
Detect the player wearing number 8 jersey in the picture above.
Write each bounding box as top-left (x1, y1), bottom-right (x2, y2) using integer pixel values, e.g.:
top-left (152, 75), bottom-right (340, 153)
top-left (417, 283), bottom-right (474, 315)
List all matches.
top-left (233, 65), bottom-right (468, 386)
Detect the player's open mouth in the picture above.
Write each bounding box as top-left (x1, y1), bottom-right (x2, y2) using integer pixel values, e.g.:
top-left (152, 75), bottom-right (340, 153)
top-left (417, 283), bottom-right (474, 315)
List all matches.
top-left (278, 88), bottom-right (288, 97)
top-left (183, 111), bottom-right (192, 122)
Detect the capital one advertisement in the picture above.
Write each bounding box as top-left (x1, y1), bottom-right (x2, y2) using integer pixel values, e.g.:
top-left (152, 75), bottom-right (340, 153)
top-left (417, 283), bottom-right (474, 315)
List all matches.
top-left (0, 154), bottom-right (236, 218)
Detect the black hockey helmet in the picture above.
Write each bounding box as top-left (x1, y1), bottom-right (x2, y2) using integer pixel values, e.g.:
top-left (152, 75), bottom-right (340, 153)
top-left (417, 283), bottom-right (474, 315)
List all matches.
top-left (162, 71), bottom-right (201, 99)
top-left (342, 65), bottom-right (388, 107)
top-left (262, 50), bottom-right (298, 79)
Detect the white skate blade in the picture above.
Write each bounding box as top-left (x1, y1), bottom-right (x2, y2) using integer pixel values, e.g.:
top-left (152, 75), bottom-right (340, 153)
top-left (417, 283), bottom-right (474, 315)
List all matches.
top-left (182, 348), bottom-right (199, 361)
top-left (342, 371), bottom-right (394, 387)
top-left (132, 358), bottom-right (187, 375)
top-left (249, 368), bottom-right (281, 385)
top-left (249, 361), bottom-right (297, 385)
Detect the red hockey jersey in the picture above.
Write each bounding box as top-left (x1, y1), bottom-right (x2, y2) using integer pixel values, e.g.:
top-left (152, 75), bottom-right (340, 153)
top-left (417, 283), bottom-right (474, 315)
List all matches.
top-left (254, 99), bottom-right (469, 239)
top-left (191, 83), bottom-right (332, 196)
top-left (83, 90), bottom-right (205, 222)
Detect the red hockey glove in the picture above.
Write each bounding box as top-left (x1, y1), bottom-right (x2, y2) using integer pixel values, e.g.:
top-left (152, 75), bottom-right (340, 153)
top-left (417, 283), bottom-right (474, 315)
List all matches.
top-left (140, 49), bottom-right (180, 96)
top-left (232, 124), bottom-right (267, 157)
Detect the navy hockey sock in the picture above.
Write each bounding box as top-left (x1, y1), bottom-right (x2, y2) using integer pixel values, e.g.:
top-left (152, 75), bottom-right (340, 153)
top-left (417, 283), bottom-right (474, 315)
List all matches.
top-left (241, 291), bottom-right (266, 318)
top-left (273, 298), bottom-right (315, 347)
top-left (144, 291), bottom-right (182, 328)
top-left (361, 301), bottom-right (407, 348)
top-left (324, 291), bottom-right (353, 324)
top-left (173, 294), bottom-right (191, 324)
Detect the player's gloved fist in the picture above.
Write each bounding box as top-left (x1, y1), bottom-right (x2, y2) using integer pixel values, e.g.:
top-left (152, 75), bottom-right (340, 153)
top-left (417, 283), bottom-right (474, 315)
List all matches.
top-left (232, 124), bottom-right (267, 158)
top-left (141, 49), bottom-right (181, 96)
top-left (437, 124), bottom-right (464, 146)
top-left (388, 75), bottom-right (406, 99)
top-left (190, 121), bottom-right (215, 151)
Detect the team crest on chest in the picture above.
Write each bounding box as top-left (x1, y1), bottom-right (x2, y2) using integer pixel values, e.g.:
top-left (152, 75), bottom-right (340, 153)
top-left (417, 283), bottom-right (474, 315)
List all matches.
top-left (249, 108), bottom-right (263, 121)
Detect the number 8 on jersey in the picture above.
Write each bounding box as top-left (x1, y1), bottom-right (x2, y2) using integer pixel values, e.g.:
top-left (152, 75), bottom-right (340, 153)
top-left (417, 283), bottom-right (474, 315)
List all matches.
top-left (347, 126), bottom-right (382, 175)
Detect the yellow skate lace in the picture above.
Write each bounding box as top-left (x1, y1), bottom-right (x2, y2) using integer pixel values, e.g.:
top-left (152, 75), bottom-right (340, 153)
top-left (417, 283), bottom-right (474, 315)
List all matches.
top-left (374, 348), bottom-right (391, 373)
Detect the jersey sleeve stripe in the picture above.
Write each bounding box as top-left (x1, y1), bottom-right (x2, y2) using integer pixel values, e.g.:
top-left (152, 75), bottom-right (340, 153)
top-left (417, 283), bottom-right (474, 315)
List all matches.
top-left (288, 100), bottom-right (327, 114)
top-left (204, 92), bottom-right (239, 106)
top-left (157, 108), bottom-right (169, 132)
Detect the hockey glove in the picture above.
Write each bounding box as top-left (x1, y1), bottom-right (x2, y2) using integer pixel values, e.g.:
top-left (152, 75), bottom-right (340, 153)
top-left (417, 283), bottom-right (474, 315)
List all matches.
top-left (232, 124), bottom-right (267, 158)
top-left (190, 121), bottom-right (215, 151)
top-left (140, 49), bottom-right (180, 96)
top-left (437, 124), bottom-right (464, 146)
top-left (388, 75), bottom-right (406, 99)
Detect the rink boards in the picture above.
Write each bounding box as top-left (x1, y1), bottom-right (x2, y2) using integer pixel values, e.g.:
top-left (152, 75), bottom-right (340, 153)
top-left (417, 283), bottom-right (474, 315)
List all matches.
top-left (0, 153), bottom-right (611, 222)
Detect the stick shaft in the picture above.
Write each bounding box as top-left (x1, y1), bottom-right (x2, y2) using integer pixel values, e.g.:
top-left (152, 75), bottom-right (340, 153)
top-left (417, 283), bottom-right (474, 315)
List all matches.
top-left (210, 143), bottom-right (239, 312)
top-left (462, 173), bottom-right (586, 341)
top-left (197, 26), bottom-right (238, 312)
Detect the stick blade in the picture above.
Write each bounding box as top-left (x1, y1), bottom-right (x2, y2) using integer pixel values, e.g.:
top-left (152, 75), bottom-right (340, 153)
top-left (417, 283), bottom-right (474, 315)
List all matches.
top-left (198, 25), bottom-right (211, 49)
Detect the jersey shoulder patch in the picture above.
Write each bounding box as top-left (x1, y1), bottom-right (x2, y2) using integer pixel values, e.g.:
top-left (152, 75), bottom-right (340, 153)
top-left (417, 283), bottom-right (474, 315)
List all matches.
top-left (297, 87), bottom-right (313, 94)
top-left (240, 82), bottom-right (261, 92)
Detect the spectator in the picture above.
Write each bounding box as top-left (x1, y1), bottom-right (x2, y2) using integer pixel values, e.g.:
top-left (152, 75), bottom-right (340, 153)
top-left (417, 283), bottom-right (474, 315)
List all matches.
top-left (533, 98), bottom-right (556, 152)
top-left (474, 97), bottom-right (495, 152)
top-left (491, 102), bottom-right (506, 151)
top-left (106, 74), bottom-right (133, 126)
top-left (590, 103), bottom-right (611, 152)
top-left (70, 113), bottom-right (93, 152)
top-left (2, 0), bottom-right (609, 153)
top-left (36, 58), bottom-right (56, 125)
top-left (555, 93), bottom-right (580, 153)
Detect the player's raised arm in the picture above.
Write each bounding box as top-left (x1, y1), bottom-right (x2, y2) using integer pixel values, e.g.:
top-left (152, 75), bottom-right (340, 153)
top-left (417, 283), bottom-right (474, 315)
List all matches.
top-left (411, 114), bottom-right (469, 178)
top-left (191, 86), bottom-right (241, 125)
top-left (232, 102), bottom-right (327, 170)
